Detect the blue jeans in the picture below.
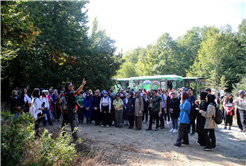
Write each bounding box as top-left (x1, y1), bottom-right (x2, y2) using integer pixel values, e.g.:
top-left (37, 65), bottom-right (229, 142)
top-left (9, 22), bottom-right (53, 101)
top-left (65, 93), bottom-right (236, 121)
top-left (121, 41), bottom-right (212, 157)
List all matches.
top-left (15, 112), bottom-right (21, 118)
top-left (171, 117), bottom-right (178, 129)
top-left (43, 109), bottom-right (53, 126)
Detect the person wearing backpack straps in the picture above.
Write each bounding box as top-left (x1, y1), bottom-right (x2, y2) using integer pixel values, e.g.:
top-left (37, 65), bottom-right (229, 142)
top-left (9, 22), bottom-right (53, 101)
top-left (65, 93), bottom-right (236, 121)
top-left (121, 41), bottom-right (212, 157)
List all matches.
top-left (62, 79), bottom-right (86, 139)
top-left (198, 94), bottom-right (217, 151)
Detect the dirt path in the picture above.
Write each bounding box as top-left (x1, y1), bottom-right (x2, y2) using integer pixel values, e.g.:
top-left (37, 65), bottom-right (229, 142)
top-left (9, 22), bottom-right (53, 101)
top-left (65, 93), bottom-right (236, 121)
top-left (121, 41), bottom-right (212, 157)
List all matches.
top-left (45, 118), bottom-right (246, 166)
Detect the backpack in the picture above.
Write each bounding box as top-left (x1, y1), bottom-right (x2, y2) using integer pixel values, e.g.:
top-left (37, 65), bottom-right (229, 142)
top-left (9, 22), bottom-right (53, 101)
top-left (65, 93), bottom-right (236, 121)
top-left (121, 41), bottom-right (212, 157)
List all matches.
top-left (212, 106), bottom-right (223, 124)
top-left (189, 104), bottom-right (197, 121)
top-left (58, 93), bottom-right (67, 113)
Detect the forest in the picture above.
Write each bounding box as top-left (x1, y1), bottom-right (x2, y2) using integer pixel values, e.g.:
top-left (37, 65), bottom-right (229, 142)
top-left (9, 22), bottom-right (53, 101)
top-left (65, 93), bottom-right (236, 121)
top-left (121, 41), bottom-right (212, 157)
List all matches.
top-left (1, 1), bottom-right (123, 102)
top-left (1, 1), bottom-right (246, 102)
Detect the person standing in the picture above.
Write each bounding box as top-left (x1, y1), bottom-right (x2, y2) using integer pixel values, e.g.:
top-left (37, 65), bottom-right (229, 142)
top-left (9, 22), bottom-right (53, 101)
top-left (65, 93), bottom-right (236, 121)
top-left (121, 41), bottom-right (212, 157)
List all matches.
top-left (158, 88), bottom-right (167, 129)
top-left (134, 90), bottom-right (144, 130)
top-left (113, 93), bottom-right (124, 128)
top-left (93, 90), bottom-right (101, 125)
top-left (169, 92), bottom-right (180, 133)
top-left (195, 92), bottom-right (208, 146)
top-left (52, 89), bottom-right (60, 121)
top-left (10, 90), bottom-right (22, 117)
top-left (223, 94), bottom-right (234, 130)
top-left (76, 92), bottom-right (85, 124)
top-left (188, 87), bottom-right (197, 136)
top-left (234, 90), bottom-right (246, 132)
top-left (198, 94), bottom-right (217, 151)
top-left (146, 89), bottom-right (162, 131)
top-left (20, 88), bottom-right (32, 113)
top-left (62, 79), bottom-right (86, 139)
top-left (40, 90), bottom-right (53, 126)
top-left (123, 93), bottom-right (129, 125)
top-left (126, 91), bottom-right (134, 129)
top-left (220, 87), bottom-right (225, 99)
top-left (142, 92), bottom-right (149, 123)
top-left (84, 92), bottom-right (93, 124)
top-left (110, 92), bottom-right (116, 125)
top-left (174, 92), bottom-right (191, 147)
top-left (100, 90), bottom-right (111, 127)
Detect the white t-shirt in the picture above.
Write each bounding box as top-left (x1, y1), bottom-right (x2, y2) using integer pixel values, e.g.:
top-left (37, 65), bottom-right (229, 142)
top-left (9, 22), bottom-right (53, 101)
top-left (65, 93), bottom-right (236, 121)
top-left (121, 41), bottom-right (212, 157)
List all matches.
top-left (220, 90), bottom-right (225, 97)
top-left (33, 98), bottom-right (42, 115)
top-left (39, 96), bottom-right (49, 109)
top-left (211, 88), bottom-right (216, 94)
top-left (100, 97), bottom-right (111, 109)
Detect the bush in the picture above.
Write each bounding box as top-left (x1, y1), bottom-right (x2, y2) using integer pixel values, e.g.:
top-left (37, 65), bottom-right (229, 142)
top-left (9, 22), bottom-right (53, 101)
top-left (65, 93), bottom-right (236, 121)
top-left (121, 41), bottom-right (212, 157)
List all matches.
top-left (1, 111), bottom-right (81, 166)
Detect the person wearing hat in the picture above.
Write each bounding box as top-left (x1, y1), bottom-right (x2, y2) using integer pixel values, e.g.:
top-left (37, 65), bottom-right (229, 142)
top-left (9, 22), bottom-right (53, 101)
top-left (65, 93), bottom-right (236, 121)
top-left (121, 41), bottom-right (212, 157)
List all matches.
top-left (40, 90), bottom-right (53, 126)
top-left (113, 93), bottom-right (124, 128)
top-left (62, 79), bottom-right (86, 139)
top-left (76, 91), bottom-right (85, 124)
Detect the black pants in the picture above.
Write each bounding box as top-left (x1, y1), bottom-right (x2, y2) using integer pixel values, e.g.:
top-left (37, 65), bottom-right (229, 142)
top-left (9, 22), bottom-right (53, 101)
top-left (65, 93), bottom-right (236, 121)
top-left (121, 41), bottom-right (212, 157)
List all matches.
top-left (225, 115), bottom-right (233, 127)
top-left (77, 107), bottom-right (84, 123)
top-left (237, 109), bottom-right (243, 130)
top-left (149, 112), bottom-right (159, 129)
top-left (239, 109), bottom-right (246, 131)
top-left (128, 115), bottom-right (134, 127)
top-left (159, 108), bottom-right (165, 127)
top-left (164, 108), bottom-right (170, 121)
top-left (142, 110), bottom-right (148, 122)
top-left (198, 133), bottom-right (206, 146)
top-left (35, 113), bottom-right (42, 130)
top-left (101, 106), bottom-right (110, 126)
top-left (176, 123), bottom-right (189, 145)
top-left (203, 129), bottom-right (216, 148)
top-left (188, 120), bottom-right (195, 133)
top-left (62, 110), bottom-right (77, 138)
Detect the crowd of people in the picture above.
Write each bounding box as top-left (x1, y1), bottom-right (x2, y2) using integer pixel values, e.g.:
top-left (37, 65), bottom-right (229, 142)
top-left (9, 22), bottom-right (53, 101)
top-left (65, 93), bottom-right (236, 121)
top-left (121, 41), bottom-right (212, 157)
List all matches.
top-left (10, 83), bottom-right (246, 150)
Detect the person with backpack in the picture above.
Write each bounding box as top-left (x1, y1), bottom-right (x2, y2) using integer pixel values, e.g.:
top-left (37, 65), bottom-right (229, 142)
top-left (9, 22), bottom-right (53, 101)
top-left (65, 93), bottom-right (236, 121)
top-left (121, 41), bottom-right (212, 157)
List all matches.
top-left (198, 94), bottom-right (218, 151)
top-left (100, 90), bottom-right (111, 127)
top-left (174, 92), bottom-right (191, 147)
top-left (188, 87), bottom-right (197, 136)
top-left (62, 79), bottom-right (86, 139)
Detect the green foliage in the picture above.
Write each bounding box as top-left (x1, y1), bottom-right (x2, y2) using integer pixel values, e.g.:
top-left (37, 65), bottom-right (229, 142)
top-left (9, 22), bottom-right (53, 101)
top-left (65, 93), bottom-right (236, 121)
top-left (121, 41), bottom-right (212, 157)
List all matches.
top-left (1, 111), bottom-right (80, 166)
top-left (1, 111), bottom-right (35, 166)
top-left (1, 1), bottom-right (122, 101)
top-left (232, 76), bottom-right (246, 97)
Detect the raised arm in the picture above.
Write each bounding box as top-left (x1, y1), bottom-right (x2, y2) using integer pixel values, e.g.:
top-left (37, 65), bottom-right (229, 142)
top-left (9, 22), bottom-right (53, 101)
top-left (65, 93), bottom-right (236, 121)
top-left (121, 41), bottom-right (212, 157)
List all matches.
top-left (73, 78), bottom-right (86, 96)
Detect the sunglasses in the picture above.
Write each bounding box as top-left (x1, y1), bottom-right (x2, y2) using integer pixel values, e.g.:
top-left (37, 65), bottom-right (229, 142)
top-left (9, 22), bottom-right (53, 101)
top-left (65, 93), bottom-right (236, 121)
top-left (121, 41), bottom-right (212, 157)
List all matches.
top-left (69, 85), bottom-right (74, 87)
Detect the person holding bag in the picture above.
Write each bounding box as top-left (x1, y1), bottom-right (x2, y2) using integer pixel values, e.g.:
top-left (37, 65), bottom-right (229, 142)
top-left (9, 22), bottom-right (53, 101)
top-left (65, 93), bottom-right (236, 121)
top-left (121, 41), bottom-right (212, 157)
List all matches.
top-left (198, 94), bottom-right (218, 151)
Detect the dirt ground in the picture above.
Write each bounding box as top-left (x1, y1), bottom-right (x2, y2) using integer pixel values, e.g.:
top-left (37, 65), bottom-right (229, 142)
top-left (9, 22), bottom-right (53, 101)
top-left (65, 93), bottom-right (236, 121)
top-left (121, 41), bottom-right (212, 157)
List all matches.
top-left (44, 117), bottom-right (246, 166)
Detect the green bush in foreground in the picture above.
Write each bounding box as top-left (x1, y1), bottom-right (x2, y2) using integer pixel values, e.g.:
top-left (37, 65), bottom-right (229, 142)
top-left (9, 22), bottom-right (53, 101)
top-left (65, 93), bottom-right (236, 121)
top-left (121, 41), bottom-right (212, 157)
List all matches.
top-left (1, 111), bottom-right (81, 166)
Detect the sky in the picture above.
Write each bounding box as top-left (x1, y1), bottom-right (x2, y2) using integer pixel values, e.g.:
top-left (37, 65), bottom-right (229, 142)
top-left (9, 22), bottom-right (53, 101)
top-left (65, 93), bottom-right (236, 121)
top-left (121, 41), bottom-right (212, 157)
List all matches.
top-left (85, 0), bottom-right (246, 54)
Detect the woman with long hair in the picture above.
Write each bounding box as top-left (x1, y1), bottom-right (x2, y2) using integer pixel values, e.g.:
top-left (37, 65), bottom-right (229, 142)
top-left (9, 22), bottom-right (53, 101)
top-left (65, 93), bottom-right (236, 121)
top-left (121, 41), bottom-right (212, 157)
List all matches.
top-left (198, 94), bottom-right (218, 151)
top-left (32, 88), bottom-right (44, 136)
top-left (174, 92), bottom-right (191, 147)
top-left (223, 94), bottom-right (234, 130)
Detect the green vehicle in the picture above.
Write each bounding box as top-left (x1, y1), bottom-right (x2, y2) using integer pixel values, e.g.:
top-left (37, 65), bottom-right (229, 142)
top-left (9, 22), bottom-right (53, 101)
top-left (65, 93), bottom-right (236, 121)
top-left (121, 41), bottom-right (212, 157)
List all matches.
top-left (183, 77), bottom-right (206, 95)
top-left (113, 78), bottom-right (130, 92)
top-left (129, 75), bottom-right (184, 91)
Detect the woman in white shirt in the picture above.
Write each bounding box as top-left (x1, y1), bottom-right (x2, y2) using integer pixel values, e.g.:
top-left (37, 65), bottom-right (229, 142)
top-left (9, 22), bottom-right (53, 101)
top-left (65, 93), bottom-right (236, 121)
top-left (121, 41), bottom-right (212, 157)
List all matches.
top-left (32, 88), bottom-right (44, 136)
top-left (100, 90), bottom-right (111, 127)
top-left (40, 90), bottom-right (53, 126)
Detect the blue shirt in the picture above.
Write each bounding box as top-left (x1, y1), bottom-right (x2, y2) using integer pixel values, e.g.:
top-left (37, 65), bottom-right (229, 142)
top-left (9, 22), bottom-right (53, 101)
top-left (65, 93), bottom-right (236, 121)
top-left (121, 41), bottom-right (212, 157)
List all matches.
top-left (179, 99), bottom-right (191, 124)
top-left (189, 95), bottom-right (197, 104)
